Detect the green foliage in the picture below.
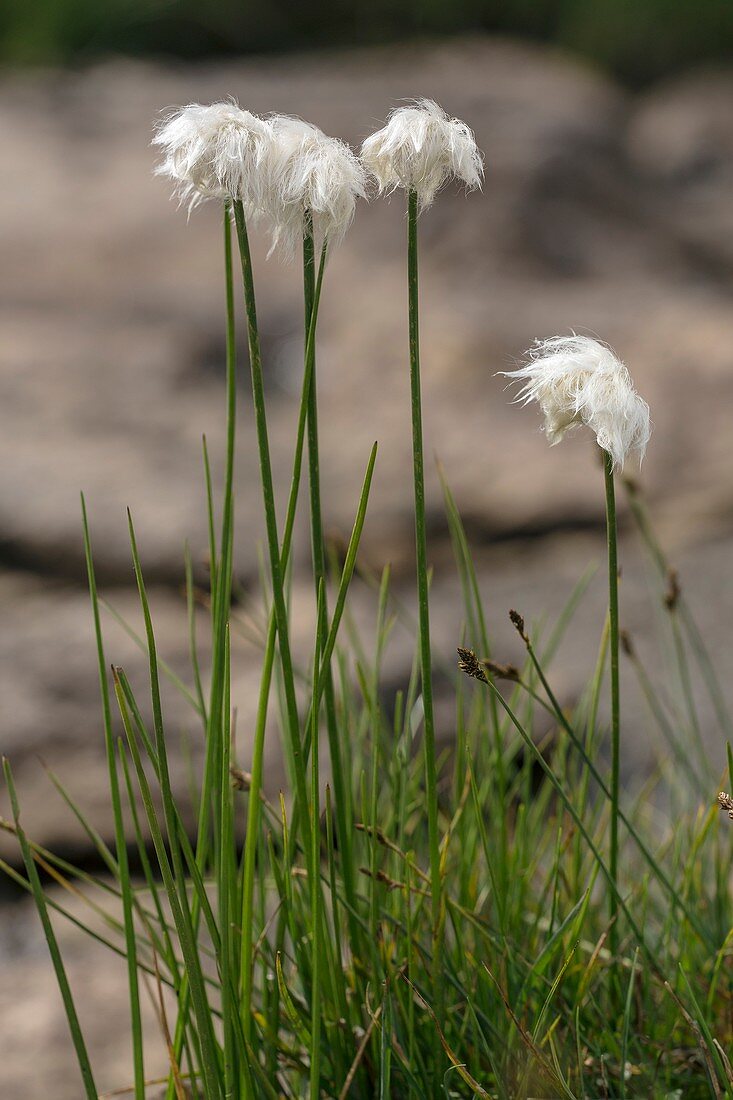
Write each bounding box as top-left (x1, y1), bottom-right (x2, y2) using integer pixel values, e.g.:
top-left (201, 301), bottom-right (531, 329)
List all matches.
top-left (8, 476), bottom-right (733, 1096)
top-left (2, 0), bottom-right (733, 84)
top-left (4, 176), bottom-right (733, 1098)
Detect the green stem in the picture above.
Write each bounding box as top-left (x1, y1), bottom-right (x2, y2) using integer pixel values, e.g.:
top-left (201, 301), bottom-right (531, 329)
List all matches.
top-left (302, 219), bottom-right (358, 939)
top-left (214, 205), bottom-right (238, 1096)
top-left (3, 761), bottom-right (99, 1100)
top-left (190, 204), bottom-right (237, 870)
top-left (309, 583), bottom-right (324, 1100)
top-left (407, 189), bottom-right (443, 1023)
top-left (604, 451), bottom-right (621, 990)
top-left (239, 243), bottom-right (327, 1047)
top-left (231, 206), bottom-right (317, 1089)
top-left (81, 498), bottom-right (144, 1098)
top-left (114, 663), bottom-right (222, 1099)
top-left (218, 629), bottom-right (236, 1098)
top-left (168, 203), bottom-right (238, 1099)
top-left (231, 200), bottom-right (312, 865)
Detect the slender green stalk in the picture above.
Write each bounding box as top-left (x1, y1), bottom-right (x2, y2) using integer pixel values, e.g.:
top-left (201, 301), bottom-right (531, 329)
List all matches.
top-left (184, 543), bottom-right (207, 723)
top-left (203, 433), bottom-right (218, 601)
top-left (117, 741), bottom-right (182, 989)
top-left (169, 204), bottom-right (238, 1099)
top-left (207, 199), bottom-right (237, 871)
top-left (407, 188), bottom-right (442, 1016)
top-left (210, 205), bottom-right (239, 1094)
top-left (3, 760), bottom-right (98, 1100)
top-left (202, 203), bottom-right (236, 883)
top-left (219, 629), bottom-right (236, 1098)
top-left (126, 517), bottom-right (223, 1099)
top-left (114, 671), bottom-right (222, 1100)
top-left (239, 244), bottom-right (327, 1044)
top-left (231, 199), bottom-right (312, 872)
top-left (604, 451), bottom-right (621, 985)
top-left (301, 442), bottom-right (378, 743)
top-left (303, 217), bottom-right (357, 933)
top-left (81, 497), bottom-right (144, 1098)
top-left (309, 582), bottom-right (325, 1100)
top-left (113, 670), bottom-right (221, 953)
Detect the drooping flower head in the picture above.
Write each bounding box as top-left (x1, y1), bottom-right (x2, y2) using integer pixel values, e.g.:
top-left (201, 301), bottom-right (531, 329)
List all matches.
top-left (360, 98), bottom-right (483, 209)
top-left (503, 335), bottom-right (651, 469)
top-left (266, 115), bottom-right (367, 255)
top-left (153, 102), bottom-right (274, 211)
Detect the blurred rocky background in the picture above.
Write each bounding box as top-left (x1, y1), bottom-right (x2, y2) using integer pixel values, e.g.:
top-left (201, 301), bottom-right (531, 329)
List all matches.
top-left (2, 3), bottom-right (733, 1095)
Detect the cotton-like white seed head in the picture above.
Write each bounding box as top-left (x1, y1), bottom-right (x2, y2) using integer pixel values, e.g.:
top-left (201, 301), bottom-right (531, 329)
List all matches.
top-left (360, 98), bottom-right (483, 209)
top-left (153, 102), bottom-right (274, 212)
top-left (502, 335), bottom-right (651, 469)
top-left (265, 115), bottom-right (367, 256)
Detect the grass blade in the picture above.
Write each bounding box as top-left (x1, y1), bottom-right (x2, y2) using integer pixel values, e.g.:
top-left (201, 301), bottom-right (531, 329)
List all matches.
top-left (3, 759), bottom-right (98, 1099)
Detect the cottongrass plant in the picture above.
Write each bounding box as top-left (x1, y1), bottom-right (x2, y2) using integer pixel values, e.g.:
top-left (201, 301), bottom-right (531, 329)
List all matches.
top-left (254, 113), bottom-right (366, 1098)
top-left (503, 335), bottom-right (651, 999)
top-left (3, 99), bottom-right (733, 1100)
top-left (361, 102), bottom-right (483, 1037)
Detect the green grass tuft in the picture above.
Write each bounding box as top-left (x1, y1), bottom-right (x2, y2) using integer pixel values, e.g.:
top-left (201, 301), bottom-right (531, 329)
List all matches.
top-left (4, 194), bottom-right (733, 1100)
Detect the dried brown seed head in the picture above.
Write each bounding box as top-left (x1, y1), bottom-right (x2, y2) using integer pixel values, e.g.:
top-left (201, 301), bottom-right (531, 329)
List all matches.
top-left (457, 647), bottom-right (488, 683)
top-left (482, 659), bottom-right (521, 682)
top-left (717, 792), bottom-right (733, 820)
top-left (509, 609), bottom-right (528, 642)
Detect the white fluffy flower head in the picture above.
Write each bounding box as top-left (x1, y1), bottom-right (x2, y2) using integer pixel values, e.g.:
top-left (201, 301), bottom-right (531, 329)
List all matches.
top-left (503, 335), bottom-right (651, 469)
top-left (360, 98), bottom-right (483, 209)
top-left (153, 102), bottom-right (274, 211)
top-left (265, 116), bottom-right (366, 256)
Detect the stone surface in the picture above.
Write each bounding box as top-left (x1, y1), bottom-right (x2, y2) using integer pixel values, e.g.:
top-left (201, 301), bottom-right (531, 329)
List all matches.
top-left (2, 38), bottom-right (732, 595)
top-left (2, 36), bottom-right (733, 1097)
